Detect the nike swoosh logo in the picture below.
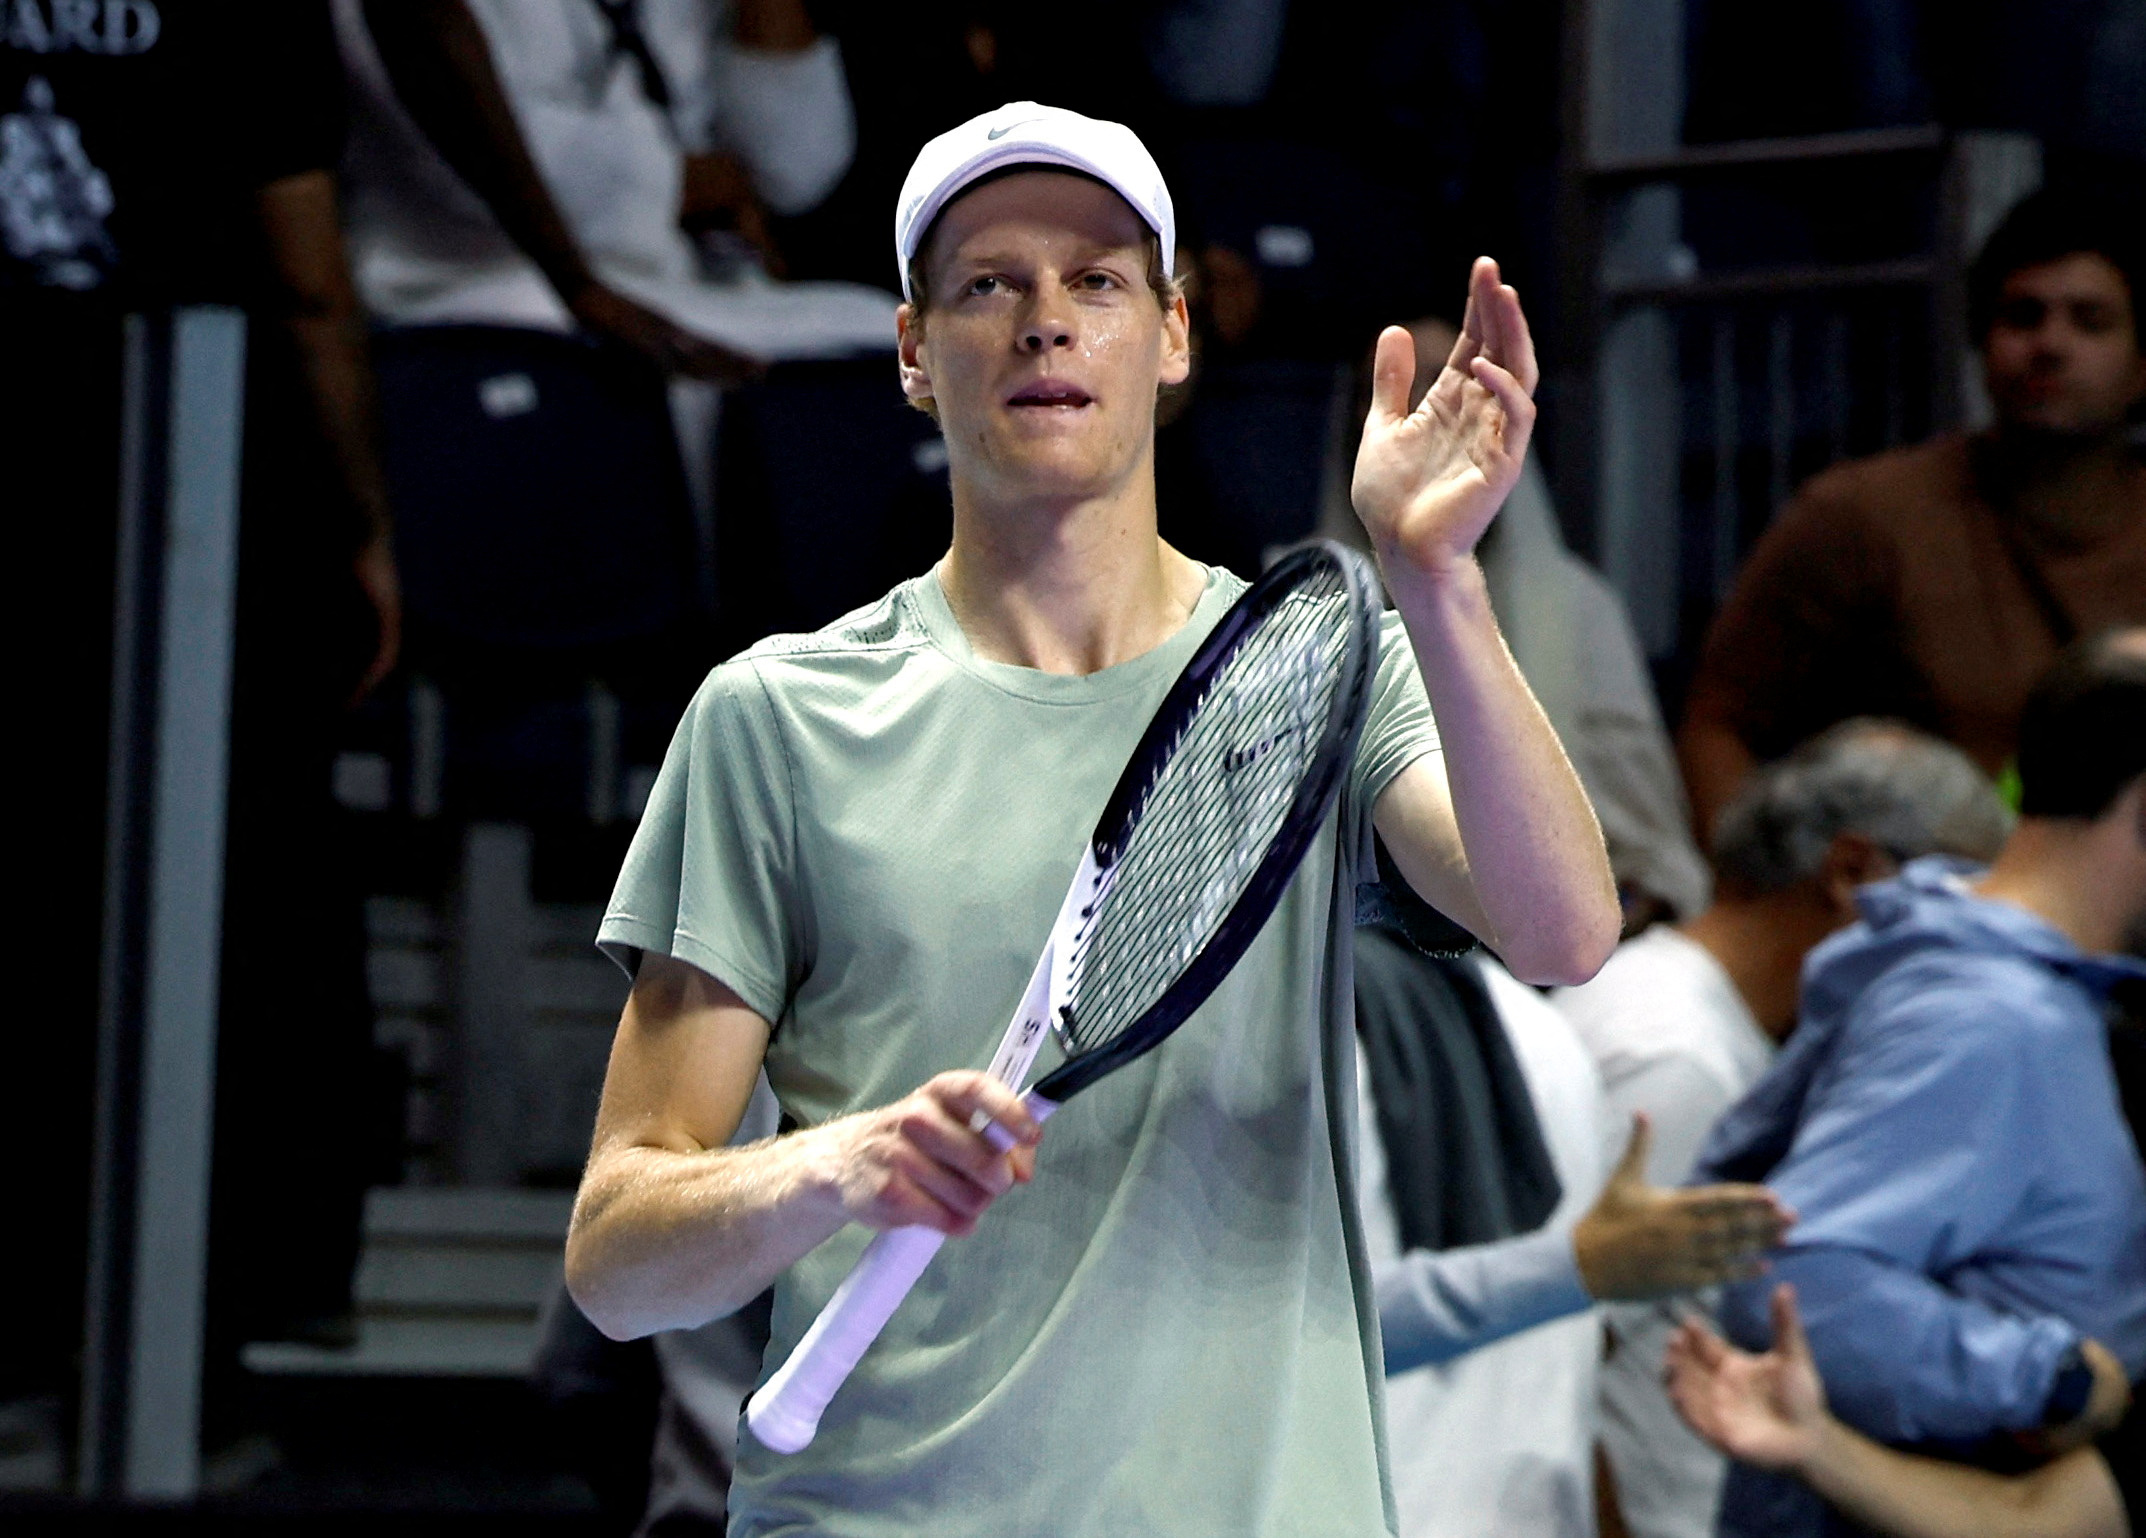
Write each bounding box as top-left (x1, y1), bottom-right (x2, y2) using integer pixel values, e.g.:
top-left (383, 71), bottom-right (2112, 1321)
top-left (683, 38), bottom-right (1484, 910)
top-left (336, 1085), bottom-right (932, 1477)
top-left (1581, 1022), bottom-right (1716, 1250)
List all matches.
top-left (987, 120), bottom-right (1037, 140)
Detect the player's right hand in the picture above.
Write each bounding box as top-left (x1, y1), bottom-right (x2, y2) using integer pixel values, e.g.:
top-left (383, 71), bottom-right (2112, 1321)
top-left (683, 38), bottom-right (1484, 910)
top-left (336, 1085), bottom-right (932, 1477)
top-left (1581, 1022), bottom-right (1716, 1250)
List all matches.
top-left (823, 1071), bottom-right (1043, 1238)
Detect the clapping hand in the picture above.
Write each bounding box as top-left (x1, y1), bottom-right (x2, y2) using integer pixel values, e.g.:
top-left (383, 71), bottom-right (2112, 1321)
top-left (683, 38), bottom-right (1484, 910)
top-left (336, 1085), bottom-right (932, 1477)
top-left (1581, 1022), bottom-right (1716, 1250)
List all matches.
top-left (1349, 257), bottom-right (1538, 590)
top-left (1664, 1283), bottom-right (1830, 1474)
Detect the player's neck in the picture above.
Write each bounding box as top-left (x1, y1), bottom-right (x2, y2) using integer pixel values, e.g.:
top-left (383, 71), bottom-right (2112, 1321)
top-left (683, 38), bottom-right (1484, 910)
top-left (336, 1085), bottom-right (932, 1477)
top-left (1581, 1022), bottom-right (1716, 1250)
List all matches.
top-left (939, 475), bottom-right (1206, 676)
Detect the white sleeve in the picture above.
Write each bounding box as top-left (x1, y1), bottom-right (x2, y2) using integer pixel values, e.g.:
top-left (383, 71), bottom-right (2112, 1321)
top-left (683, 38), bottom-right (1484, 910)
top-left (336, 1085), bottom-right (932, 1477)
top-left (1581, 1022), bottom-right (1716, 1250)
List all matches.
top-left (712, 37), bottom-right (855, 215)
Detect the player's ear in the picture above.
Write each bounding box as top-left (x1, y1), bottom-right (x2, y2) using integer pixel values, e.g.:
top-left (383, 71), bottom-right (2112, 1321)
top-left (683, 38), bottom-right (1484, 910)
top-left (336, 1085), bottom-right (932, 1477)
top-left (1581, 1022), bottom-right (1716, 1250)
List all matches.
top-left (898, 303), bottom-right (934, 405)
top-left (1158, 287), bottom-right (1192, 389)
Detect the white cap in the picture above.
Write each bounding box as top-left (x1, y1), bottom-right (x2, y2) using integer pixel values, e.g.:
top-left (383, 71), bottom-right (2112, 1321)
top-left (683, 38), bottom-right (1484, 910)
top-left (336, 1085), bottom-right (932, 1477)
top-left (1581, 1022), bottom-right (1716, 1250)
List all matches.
top-left (893, 101), bottom-right (1175, 301)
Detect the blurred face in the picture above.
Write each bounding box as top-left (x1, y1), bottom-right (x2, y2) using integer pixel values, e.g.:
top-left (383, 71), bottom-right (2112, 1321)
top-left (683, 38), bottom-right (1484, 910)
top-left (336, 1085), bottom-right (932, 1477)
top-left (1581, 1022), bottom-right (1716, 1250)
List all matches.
top-left (1981, 253), bottom-right (2146, 438)
top-left (899, 171), bottom-right (1190, 505)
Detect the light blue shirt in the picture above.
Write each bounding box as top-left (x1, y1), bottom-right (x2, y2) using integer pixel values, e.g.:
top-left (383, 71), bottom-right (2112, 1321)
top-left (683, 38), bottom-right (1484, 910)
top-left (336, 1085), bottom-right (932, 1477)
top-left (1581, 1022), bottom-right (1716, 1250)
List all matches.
top-left (1376, 1225), bottom-right (1592, 1374)
top-left (1695, 859), bottom-right (2146, 1538)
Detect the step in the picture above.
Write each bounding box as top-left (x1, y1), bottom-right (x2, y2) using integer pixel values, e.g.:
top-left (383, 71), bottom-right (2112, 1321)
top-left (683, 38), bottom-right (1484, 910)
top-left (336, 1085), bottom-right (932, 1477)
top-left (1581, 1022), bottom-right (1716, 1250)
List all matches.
top-left (365, 1188), bottom-right (574, 1245)
top-left (242, 1314), bottom-right (542, 1379)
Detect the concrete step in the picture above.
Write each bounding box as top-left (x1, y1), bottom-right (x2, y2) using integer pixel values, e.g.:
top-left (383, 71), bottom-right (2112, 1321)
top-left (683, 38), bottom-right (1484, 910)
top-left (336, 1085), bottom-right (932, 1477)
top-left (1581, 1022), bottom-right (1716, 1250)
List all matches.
top-left (244, 1188), bottom-right (573, 1380)
top-left (243, 1314), bottom-right (543, 1379)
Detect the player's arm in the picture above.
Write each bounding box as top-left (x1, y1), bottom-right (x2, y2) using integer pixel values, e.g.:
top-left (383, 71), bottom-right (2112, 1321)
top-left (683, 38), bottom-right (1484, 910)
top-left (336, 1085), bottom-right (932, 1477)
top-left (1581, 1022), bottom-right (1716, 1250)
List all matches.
top-left (565, 953), bottom-right (1041, 1341)
top-left (1667, 1285), bottom-right (2133, 1538)
top-left (1354, 258), bottom-right (1620, 986)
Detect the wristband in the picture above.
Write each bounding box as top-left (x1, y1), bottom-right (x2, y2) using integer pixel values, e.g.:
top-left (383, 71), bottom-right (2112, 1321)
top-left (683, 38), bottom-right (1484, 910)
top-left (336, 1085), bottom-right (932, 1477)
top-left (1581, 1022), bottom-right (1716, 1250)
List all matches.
top-left (2042, 1343), bottom-right (2095, 1426)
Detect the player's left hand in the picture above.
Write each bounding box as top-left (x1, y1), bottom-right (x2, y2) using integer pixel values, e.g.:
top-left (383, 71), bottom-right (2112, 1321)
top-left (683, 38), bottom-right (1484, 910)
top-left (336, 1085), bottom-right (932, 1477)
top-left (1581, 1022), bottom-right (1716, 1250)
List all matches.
top-left (1350, 256), bottom-right (1538, 587)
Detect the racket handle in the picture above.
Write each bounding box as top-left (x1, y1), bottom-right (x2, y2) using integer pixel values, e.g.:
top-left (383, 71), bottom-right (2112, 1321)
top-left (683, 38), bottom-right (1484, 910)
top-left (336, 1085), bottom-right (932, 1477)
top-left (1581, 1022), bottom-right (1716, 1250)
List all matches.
top-left (746, 1094), bottom-right (1059, 1455)
top-left (746, 1223), bottom-right (948, 1454)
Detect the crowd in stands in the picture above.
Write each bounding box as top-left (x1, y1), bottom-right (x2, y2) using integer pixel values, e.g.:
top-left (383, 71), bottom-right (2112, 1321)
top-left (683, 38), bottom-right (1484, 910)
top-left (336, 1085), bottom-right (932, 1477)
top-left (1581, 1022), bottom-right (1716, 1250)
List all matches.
top-left (6, 2), bottom-right (2145, 1535)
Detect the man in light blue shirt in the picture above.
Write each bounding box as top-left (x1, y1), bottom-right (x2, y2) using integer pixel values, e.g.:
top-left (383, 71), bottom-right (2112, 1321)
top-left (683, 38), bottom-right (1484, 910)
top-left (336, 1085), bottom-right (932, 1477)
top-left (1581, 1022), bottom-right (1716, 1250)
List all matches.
top-left (1696, 629), bottom-right (2146, 1538)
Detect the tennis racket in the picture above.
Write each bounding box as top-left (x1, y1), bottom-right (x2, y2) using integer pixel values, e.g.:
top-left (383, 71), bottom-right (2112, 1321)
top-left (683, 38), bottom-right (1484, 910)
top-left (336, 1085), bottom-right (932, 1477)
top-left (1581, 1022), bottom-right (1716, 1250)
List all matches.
top-left (745, 541), bottom-right (1382, 1455)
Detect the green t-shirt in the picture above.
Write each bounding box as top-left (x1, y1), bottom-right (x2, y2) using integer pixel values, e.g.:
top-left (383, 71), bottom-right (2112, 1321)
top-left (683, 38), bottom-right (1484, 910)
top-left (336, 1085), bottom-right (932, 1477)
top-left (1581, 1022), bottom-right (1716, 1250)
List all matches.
top-left (600, 564), bottom-right (1440, 1537)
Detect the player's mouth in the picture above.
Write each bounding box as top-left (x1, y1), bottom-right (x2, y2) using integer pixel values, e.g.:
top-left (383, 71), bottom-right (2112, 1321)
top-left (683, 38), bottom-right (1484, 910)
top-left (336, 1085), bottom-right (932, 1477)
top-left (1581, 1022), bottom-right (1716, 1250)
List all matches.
top-left (1006, 379), bottom-right (1095, 410)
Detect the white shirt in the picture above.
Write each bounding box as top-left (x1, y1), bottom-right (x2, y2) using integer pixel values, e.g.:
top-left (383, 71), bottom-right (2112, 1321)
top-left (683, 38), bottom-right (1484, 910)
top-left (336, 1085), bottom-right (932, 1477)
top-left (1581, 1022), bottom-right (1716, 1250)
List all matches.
top-left (1361, 958), bottom-right (1614, 1538)
top-left (1552, 926), bottom-right (1776, 1538)
top-left (332, 0), bottom-right (896, 359)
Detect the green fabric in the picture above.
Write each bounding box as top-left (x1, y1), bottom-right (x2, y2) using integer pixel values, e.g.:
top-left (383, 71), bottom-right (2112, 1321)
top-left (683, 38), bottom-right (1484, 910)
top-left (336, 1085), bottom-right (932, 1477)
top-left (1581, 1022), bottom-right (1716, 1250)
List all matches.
top-left (601, 564), bottom-right (1440, 1537)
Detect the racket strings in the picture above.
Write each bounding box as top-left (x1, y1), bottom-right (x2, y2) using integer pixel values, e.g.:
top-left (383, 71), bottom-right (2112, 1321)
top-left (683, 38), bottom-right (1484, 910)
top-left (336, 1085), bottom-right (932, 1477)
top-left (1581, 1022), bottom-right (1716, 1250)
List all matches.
top-left (1058, 577), bottom-right (1353, 1056)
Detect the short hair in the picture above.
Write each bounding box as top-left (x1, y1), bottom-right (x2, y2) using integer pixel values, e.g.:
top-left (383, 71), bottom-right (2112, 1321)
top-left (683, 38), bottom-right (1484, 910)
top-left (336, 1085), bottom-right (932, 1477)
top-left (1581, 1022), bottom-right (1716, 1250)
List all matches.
top-left (1711, 719), bottom-right (2014, 895)
top-left (2016, 628), bottom-right (2146, 820)
top-left (1968, 187), bottom-right (2145, 350)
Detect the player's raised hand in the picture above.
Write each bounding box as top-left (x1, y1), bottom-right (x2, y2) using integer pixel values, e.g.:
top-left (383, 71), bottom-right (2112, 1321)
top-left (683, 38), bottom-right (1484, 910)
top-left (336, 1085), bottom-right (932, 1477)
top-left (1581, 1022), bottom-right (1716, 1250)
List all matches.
top-left (824, 1071), bottom-right (1042, 1238)
top-left (1350, 257), bottom-right (1539, 585)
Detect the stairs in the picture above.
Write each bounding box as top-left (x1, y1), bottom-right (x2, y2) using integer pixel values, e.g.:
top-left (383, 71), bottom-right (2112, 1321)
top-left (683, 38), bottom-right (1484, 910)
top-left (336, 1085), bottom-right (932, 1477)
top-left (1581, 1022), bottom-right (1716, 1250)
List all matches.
top-left (242, 1188), bottom-right (573, 1379)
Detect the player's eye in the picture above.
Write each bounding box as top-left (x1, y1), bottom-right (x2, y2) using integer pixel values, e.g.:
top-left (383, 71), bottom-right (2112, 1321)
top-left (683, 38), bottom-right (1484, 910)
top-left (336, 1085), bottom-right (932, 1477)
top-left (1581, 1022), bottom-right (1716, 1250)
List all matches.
top-left (1076, 270), bottom-right (1123, 292)
top-left (965, 275), bottom-right (1008, 298)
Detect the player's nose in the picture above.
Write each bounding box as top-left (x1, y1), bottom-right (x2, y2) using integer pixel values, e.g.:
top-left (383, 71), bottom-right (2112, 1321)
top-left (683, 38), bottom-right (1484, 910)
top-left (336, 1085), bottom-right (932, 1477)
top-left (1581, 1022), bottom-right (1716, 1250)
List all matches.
top-left (1017, 287), bottom-right (1077, 353)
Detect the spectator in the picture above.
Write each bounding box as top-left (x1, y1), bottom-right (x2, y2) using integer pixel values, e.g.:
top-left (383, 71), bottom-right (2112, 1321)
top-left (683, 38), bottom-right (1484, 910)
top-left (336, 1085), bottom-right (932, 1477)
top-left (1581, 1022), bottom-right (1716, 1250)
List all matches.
top-left (1679, 189), bottom-right (2146, 837)
top-left (1324, 319), bottom-right (1712, 924)
top-left (1554, 720), bottom-right (2013, 1538)
top-left (1355, 919), bottom-right (1790, 1538)
top-left (1694, 629), bottom-right (2146, 1538)
top-left (1666, 1283), bottom-right (2137, 1538)
top-left (2, 0), bottom-right (393, 1440)
top-left (336, 0), bottom-right (895, 366)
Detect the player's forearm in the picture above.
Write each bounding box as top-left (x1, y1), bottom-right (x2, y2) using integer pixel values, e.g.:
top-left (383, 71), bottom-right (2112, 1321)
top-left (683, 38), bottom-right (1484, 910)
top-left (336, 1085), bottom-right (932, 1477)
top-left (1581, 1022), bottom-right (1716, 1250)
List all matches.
top-left (1386, 556), bottom-right (1619, 984)
top-left (1796, 1421), bottom-right (2125, 1538)
top-left (566, 1129), bottom-right (850, 1340)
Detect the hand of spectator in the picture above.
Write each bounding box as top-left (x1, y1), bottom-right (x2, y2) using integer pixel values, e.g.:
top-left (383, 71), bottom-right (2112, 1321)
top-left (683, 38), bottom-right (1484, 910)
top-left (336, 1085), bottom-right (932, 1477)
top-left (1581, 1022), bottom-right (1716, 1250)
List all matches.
top-left (566, 280), bottom-right (764, 383)
top-left (1664, 1282), bottom-right (1830, 1474)
top-left (818, 1071), bottom-right (1042, 1239)
top-left (2020, 1339), bottom-right (2133, 1457)
top-left (1572, 1113), bottom-right (1795, 1299)
top-left (680, 152), bottom-right (786, 277)
top-left (1350, 256), bottom-right (1537, 587)
top-left (350, 532), bottom-right (403, 706)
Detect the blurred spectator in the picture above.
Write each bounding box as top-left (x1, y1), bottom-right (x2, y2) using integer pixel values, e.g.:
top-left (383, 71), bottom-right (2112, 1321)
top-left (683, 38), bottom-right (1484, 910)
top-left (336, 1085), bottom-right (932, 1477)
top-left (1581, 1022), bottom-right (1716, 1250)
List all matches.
top-left (335, 0), bottom-right (895, 365)
top-left (2, 0), bottom-right (391, 1434)
top-left (1324, 318), bottom-right (1712, 924)
top-left (1359, 942), bottom-right (1616, 1538)
top-left (1554, 720), bottom-right (2013, 1538)
top-left (1694, 630), bottom-right (2146, 1538)
top-left (1679, 189), bottom-right (2146, 838)
top-left (1354, 913), bottom-right (1791, 1538)
top-left (1666, 1283), bottom-right (2138, 1538)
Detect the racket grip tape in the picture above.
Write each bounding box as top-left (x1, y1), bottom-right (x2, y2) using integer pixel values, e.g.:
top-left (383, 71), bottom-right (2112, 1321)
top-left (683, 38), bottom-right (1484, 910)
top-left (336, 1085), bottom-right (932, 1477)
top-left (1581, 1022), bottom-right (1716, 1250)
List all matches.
top-left (745, 1223), bottom-right (949, 1454)
top-left (746, 1094), bottom-right (1060, 1455)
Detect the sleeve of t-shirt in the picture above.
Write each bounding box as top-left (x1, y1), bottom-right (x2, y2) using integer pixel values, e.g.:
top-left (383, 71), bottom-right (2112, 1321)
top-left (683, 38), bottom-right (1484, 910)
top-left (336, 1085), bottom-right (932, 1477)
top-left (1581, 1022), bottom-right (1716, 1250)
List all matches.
top-left (1682, 481), bottom-right (1901, 763)
top-left (710, 37), bottom-right (855, 216)
top-left (598, 661), bottom-right (806, 1026)
top-left (232, 0), bottom-right (347, 187)
top-left (1350, 608), bottom-right (1441, 815)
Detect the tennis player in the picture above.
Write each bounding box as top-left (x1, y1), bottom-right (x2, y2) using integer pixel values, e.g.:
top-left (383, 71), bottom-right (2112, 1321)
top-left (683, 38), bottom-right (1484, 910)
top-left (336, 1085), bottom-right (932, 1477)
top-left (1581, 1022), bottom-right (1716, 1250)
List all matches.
top-left (567, 102), bottom-right (1622, 1536)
